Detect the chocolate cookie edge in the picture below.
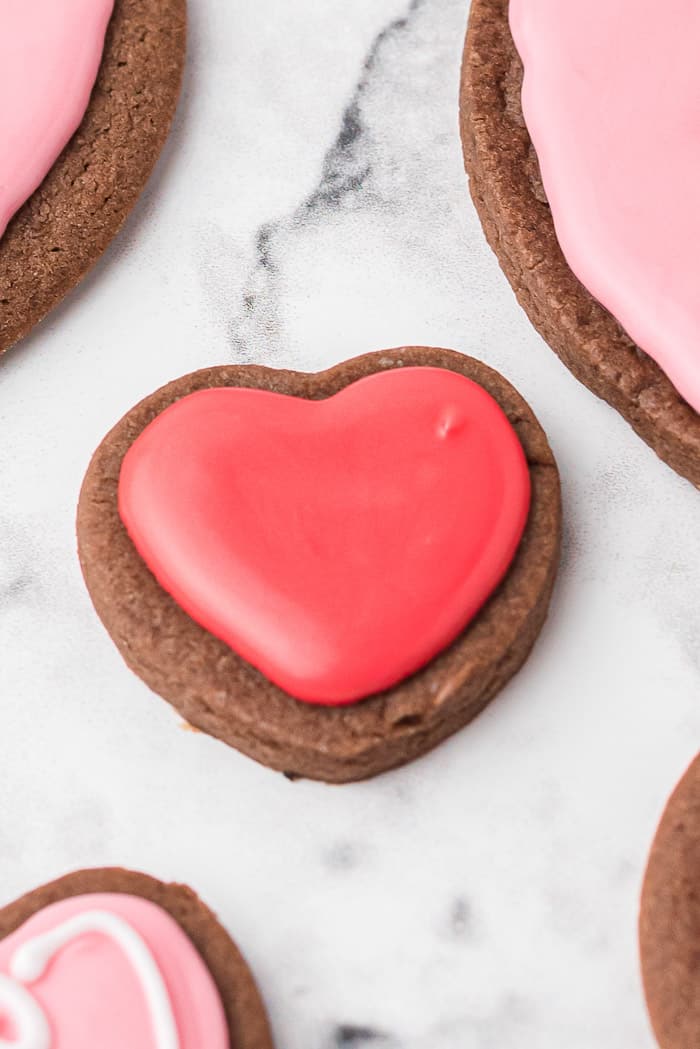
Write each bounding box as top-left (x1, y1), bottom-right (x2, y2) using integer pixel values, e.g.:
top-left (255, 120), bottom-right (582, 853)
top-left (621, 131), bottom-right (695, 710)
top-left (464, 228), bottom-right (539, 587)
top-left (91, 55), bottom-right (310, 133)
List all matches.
top-left (640, 754), bottom-right (700, 1049)
top-left (77, 346), bottom-right (562, 784)
top-left (459, 0), bottom-right (700, 488)
top-left (0, 867), bottom-right (275, 1049)
top-left (0, 0), bottom-right (188, 355)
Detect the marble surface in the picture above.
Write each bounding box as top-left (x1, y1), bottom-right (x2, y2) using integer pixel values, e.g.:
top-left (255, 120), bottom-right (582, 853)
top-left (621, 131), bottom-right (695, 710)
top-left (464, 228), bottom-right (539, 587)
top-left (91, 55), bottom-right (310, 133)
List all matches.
top-left (1, 1), bottom-right (699, 1045)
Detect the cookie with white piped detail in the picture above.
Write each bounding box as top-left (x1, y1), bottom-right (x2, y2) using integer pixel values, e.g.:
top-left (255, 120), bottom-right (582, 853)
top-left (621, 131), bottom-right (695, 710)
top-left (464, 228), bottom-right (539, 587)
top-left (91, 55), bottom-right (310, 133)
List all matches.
top-left (0, 868), bottom-right (274, 1049)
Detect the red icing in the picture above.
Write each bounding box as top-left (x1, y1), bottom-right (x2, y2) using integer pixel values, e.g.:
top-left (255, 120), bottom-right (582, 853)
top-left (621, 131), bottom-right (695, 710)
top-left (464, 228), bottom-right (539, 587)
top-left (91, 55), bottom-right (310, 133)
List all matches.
top-left (119, 366), bottom-right (531, 705)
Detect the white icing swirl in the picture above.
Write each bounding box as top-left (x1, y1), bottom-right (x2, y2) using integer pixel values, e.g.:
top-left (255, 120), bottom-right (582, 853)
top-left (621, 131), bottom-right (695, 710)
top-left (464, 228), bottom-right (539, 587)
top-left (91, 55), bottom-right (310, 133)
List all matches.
top-left (0, 973), bottom-right (50, 1049)
top-left (0, 909), bottom-right (179, 1048)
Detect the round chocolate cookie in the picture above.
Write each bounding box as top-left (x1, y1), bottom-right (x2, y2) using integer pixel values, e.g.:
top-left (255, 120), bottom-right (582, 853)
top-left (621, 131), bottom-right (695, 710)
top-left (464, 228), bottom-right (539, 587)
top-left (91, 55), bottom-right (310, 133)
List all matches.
top-left (0, 0), bottom-right (187, 356)
top-left (640, 754), bottom-right (700, 1049)
top-left (77, 346), bottom-right (561, 783)
top-left (0, 868), bottom-right (274, 1049)
top-left (460, 0), bottom-right (700, 488)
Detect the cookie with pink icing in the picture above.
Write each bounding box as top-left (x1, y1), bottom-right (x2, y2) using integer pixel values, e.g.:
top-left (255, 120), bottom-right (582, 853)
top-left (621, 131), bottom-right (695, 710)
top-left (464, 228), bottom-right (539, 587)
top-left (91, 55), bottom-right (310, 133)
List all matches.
top-left (0, 0), bottom-right (114, 240)
top-left (0, 869), bottom-right (274, 1049)
top-left (461, 0), bottom-right (700, 487)
top-left (510, 0), bottom-right (700, 415)
top-left (0, 0), bottom-right (186, 356)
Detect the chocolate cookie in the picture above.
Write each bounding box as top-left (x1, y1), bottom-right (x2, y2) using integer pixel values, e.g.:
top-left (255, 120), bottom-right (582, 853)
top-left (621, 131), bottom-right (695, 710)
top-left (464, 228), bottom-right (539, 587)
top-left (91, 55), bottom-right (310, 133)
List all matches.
top-left (460, 0), bottom-right (700, 487)
top-left (0, 0), bottom-right (186, 356)
top-left (77, 346), bottom-right (561, 783)
top-left (0, 867), bottom-right (274, 1048)
top-left (640, 754), bottom-right (700, 1049)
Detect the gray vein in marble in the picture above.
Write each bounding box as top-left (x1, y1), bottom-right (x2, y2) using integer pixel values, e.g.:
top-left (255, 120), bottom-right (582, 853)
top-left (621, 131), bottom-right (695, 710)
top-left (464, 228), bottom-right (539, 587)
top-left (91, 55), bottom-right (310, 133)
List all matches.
top-left (332, 1024), bottom-right (398, 1048)
top-left (331, 994), bottom-right (539, 1049)
top-left (0, 521), bottom-right (43, 612)
top-left (445, 895), bottom-right (473, 941)
top-left (324, 840), bottom-right (361, 872)
top-left (229, 0), bottom-right (426, 362)
top-left (1, 573), bottom-right (33, 602)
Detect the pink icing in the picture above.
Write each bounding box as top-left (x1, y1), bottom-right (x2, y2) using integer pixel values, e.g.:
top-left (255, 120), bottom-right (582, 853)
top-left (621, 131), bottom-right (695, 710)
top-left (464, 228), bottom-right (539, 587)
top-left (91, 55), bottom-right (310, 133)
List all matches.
top-left (0, 894), bottom-right (229, 1048)
top-left (510, 0), bottom-right (700, 414)
top-left (0, 0), bottom-right (114, 239)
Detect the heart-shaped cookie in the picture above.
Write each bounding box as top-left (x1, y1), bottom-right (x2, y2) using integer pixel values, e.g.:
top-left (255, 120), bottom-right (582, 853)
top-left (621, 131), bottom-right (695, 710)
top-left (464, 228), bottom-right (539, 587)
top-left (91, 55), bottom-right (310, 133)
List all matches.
top-left (0, 869), bottom-right (274, 1049)
top-left (461, 0), bottom-right (700, 486)
top-left (118, 365), bottom-right (531, 705)
top-left (78, 347), bottom-right (561, 782)
top-left (0, 0), bottom-right (186, 356)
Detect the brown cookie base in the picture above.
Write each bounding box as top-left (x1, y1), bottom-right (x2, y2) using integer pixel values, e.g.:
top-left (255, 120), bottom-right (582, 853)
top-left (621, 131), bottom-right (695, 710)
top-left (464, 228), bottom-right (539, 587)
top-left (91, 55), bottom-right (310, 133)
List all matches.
top-left (640, 755), bottom-right (700, 1049)
top-left (0, 868), bottom-right (274, 1049)
top-left (460, 0), bottom-right (700, 488)
top-left (77, 347), bottom-right (561, 784)
top-left (0, 0), bottom-right (187, 355)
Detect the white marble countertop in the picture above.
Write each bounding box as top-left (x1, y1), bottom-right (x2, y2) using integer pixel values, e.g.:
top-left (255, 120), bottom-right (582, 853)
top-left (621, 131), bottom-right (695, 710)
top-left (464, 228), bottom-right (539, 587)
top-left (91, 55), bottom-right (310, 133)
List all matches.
top-left (1, 1), bottom-right (699, 1046)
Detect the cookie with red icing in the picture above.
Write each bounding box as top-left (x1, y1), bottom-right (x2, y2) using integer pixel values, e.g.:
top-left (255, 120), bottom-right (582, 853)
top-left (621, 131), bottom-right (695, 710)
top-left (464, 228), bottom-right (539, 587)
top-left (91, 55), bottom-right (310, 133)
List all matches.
top-left (0, 0), bottom-right (186, 356)
top-left (77, 347), bottom-right (561, 782)
top-left (640, 754), bottom-right (700, 1049)
top-left (0, 868), bottom-right (274, 1049)
top-left (461, 0), bottom-right (700, 487)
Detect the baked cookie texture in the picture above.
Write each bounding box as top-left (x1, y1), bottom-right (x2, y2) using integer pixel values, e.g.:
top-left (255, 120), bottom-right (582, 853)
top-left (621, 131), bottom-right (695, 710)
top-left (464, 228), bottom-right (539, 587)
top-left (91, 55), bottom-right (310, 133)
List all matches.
top-left (0, 868), bottom-right (275, 1049)
top-left (77, 347), bottom-right (561, 784)
top-left (460, 0), bottom-right (700, 488)
top-left (640, 754), bottom-right (700, 1049)
top-left (0, 0), bottom-right (187, 355)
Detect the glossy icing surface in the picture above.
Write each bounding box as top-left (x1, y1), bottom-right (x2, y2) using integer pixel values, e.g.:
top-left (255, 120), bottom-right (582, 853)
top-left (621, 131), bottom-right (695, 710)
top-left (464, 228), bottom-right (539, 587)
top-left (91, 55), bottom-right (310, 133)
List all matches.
top-left (0, 895), bottom-right (228, 1048)
top-left (0, 0), bottom-right (114, 239)
top-left (510, 0), bottom-right (700, 413)
top-left (119, 367), bottom-right (531, 705)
